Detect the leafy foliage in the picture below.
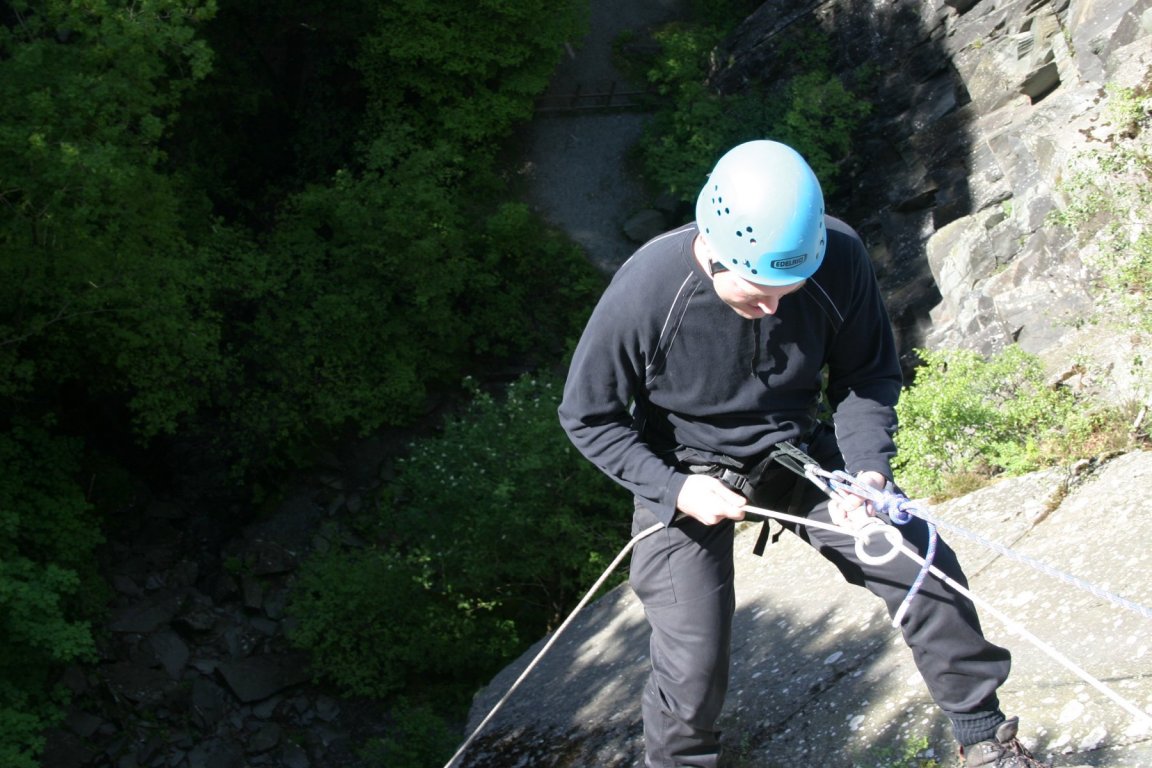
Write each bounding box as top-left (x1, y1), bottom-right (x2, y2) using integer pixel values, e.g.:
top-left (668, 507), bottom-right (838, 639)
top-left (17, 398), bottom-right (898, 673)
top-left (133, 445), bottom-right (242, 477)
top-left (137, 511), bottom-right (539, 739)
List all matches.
top-left (385, 375), bottom-right (627, 622)
top-left (359, 699), bottom-right (460, 768)
top-left (287, 373), bottom-right (626, 698)
top-left (358, 0), bottom-right (585, 163)
top-left (636, 20), bottom-right (870, 202)
top-left (0, 0), bottom-right (599, 763)
top-left (0, 424), bottom-right (102, 765)
top-left (193, 0), bottom-right (593, 466)
top-left (637, 24), bottom-right (737, 199)
top-left (168, 0), bottom-right (378, 217)
top-left (220, 165), bottom-right (469, 457)
top-left (287, 545), bottom-right (520, 698)
top-left (0, 700), bottom-right (50, 768)
top-left (467, 202), bottom-right (607, 360)
top-left (893, 346), bottom-right (1093, 499)
top-left (1, 0), bottom-right (596, 472)
top-left (0, 0), bottom-right (222, 435)
top-left (1049, 85), bottom-right (1152, 335)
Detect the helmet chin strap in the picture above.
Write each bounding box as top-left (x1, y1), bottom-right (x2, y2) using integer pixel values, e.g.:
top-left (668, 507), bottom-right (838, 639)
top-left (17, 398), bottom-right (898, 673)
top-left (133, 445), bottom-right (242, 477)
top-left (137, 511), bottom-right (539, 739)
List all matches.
top-left (694, 234), bottom-right (729, 277)
top-left (709, 260), bottom-right (730, 277)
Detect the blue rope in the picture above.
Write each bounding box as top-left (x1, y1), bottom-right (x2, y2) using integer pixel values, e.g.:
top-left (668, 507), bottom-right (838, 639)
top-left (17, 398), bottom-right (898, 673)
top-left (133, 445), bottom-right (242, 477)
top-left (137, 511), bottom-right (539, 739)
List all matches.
top-left (818, 469), bottom-right (937, 627)
top-left (821, 467), bottom-right (1152, 621)
top-left (772, 442), bottom-right (1152, 622)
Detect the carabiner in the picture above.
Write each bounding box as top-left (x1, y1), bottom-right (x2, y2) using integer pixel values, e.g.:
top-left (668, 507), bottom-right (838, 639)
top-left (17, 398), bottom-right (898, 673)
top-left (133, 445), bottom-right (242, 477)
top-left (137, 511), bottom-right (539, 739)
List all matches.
top-left (853, 521), bottom-right (904, 565)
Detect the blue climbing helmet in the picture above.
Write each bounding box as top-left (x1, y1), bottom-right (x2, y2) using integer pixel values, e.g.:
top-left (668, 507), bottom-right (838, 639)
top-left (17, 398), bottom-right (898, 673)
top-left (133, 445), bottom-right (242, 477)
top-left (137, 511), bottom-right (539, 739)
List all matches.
top-left (695, 140), bottom-right (827, 286)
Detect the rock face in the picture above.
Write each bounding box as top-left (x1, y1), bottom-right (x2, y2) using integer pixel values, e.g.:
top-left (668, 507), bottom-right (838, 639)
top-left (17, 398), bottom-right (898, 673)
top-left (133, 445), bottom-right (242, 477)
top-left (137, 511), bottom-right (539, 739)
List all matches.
top-left (709, 0), bottom-right (1151, 402)
top-left (461, 453), bottom-right (1152, 767)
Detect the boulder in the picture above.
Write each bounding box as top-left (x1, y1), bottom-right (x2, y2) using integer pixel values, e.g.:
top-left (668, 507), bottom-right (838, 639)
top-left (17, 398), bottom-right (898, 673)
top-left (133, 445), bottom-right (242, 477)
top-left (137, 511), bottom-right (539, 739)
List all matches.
top-left (216, 653), bottom-right (313, 704)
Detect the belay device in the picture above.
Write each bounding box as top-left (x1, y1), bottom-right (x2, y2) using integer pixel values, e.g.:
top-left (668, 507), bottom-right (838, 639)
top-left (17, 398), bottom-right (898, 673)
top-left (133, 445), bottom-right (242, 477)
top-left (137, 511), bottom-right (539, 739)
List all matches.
top-left (766, 441), bottom-right (938, 626)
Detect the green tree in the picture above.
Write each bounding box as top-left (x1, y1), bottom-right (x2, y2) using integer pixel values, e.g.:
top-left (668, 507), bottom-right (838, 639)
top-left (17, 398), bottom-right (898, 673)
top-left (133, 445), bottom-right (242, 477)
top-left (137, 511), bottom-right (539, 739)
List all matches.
top-left (637, 20), bottom-right (870, 202)
top-left (168, 0), bottom-right (381, 218)
top-left (357, 0), bottom-right (586, 167)
top-left (467, 202), bottom-right (607, 361)
top-left (385, 375), bottom-right (627, 628)
top-left (0, 424), bottom-right (102, 767)
top-left (0, 5), bottom-right (217, 762)
top-left (2, 0), bottom-right (598, 476)
top-left (0, 0), bottom-right (222, 435)
top-left (288, 373), bottom-right (626, 699)
top-left (192, 0), bottom-right (594, 466)
top-left (224, 163), bottom-right (468, 456)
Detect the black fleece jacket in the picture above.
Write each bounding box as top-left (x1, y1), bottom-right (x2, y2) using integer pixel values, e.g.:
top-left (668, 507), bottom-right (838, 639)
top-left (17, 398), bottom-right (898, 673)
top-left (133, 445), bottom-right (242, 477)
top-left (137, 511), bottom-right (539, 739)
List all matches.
top-left (558, 218), bottom-right (902, 526)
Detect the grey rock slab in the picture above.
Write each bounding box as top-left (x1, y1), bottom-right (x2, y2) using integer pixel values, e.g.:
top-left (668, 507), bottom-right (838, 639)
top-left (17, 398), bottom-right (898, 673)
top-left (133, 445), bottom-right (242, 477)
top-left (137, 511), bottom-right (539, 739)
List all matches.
top-left (107, 589), bottom-right (186, 634)
top-left (149, 629), bottom-right (190, 679)
top-left (461, 453), bottom-right (1152, 767)
top-left (187, 738), bottom-right (244, 768)
top-left (216, 653), bottom-right (312, 704)
top-left (1067, 0), bottom-right (1152, 84)
top-left (247, 723), bottom-right (282, 754)
top-left (190, 676), bottom-right (229, 730)
top-left (100, 662), bottom-right (179, 706)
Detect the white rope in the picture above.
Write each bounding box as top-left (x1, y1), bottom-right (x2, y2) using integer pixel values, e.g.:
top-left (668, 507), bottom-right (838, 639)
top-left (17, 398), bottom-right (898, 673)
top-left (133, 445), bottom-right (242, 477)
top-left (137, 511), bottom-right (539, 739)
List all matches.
top-left (441, 521), bottom-right (664, 768)
top-left (901, 504), bottom-right (1152, 620)
top-left (888, 536), bottom-right (1152, 730)
top-left (746, 502), bottom-right (1152, 730)
top-left (446, 505), bottom-right (1152, 767)
top-left (444, 510), bottom-right (927, 767)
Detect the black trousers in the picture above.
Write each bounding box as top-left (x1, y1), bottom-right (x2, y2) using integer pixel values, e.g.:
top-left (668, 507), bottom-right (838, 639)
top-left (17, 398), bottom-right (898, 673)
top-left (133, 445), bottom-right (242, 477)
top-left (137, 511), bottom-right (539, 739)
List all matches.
top-left (628, 452), bottom-right (1012, 767)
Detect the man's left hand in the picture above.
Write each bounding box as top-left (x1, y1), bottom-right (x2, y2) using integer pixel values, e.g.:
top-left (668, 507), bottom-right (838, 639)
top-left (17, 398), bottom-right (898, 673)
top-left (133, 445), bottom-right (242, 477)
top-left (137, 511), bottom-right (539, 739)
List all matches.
top-left (828, 471), bottom-right (888, 529)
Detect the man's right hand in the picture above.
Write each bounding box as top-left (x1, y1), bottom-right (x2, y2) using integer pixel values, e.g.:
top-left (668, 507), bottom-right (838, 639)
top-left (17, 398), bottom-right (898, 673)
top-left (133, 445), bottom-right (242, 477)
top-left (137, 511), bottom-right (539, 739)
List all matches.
top-left (676, 474), bottom-right (747, 525)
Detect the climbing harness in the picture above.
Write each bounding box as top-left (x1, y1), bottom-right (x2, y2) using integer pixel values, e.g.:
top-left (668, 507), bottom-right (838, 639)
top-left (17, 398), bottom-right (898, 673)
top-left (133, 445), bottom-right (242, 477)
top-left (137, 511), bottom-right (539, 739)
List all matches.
top-left (444, 448), bottom-right (1152, 767)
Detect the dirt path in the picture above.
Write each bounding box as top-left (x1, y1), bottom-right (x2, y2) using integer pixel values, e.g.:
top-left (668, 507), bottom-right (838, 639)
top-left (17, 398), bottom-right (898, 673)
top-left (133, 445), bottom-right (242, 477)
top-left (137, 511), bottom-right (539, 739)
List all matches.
top-left (515, 0), bottom-right (691, 273)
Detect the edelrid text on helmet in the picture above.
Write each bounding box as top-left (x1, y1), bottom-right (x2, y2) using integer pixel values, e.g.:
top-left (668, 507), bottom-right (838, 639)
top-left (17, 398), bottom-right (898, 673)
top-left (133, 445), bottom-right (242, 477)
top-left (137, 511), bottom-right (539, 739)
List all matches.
top-left (695, 141), bottom-right (827, 286)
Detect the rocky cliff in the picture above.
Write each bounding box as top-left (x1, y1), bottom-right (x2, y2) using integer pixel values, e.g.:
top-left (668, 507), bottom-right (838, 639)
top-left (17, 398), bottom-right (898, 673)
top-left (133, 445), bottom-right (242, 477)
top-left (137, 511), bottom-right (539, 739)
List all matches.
top-left (708, 0), bottom-right (1152, 402)
top-left (458, 0), bottom-right (1152, 766)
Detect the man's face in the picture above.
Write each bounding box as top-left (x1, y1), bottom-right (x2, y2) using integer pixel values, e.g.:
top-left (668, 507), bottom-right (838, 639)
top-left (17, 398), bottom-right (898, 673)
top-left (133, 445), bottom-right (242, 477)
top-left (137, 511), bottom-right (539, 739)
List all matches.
top-left (694, 234), bottom-right (805, 318)
top-left (710, 270), bottom-right (806, 319)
